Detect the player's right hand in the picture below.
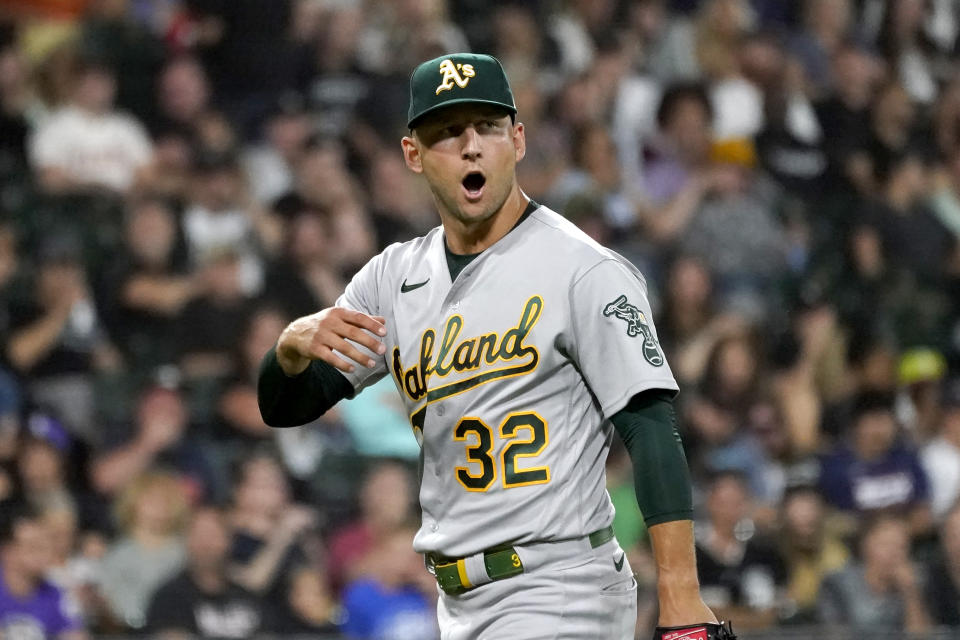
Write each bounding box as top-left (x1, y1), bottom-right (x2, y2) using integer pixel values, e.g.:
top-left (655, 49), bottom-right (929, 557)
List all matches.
top-left (276, 307), bottom-right (387, 375)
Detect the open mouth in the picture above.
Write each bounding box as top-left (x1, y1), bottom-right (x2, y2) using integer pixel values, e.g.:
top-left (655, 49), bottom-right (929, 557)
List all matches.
top-left (461, 171), bottom-right (486, 201)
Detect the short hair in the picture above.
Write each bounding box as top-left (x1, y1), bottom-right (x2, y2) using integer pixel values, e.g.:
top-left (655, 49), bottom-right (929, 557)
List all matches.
top-left (114, 470), bottom-right (190, 536)
top-left (850, 390), bottom-right (895, 423)
top-left (707, 468), bottom-right (750, 492)
top-left (656, 82), bottom-right (713, 130)
top-left (0, 500), bottom-right (40, 545)
top-left (230, 445), bottom-right (285, 490)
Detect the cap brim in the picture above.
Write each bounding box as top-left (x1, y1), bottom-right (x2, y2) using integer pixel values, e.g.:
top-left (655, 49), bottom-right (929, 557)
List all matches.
top-left (408, 98), bottom-right (517, 130)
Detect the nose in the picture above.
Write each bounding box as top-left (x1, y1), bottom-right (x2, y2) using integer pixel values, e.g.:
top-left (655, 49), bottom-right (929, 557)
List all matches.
top-left (461, 125), bottom-right (481, 161)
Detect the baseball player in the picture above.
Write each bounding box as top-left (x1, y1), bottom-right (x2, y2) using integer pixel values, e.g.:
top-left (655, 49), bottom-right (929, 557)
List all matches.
top-left (258, 53), bottom-right (736, 640)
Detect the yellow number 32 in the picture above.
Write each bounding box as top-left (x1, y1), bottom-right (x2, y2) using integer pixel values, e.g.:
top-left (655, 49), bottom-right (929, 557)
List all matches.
top-left (453, 411), bottom-right (550, 492)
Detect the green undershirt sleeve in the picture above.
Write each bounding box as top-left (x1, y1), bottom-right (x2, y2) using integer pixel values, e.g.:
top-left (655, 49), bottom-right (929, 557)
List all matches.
top-left (257, 347), bottom-right (355, 428)
top-left (610, 389), bottom-right (693, 527)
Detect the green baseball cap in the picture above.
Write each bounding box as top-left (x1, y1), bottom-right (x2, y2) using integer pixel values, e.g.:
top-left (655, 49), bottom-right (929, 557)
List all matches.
top-left (407, 53), bottom-right (517, 129)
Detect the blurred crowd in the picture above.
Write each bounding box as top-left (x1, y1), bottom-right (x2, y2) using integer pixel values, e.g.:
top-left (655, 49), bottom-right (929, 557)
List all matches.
top-left (0, 0), bottom-right (959, 638)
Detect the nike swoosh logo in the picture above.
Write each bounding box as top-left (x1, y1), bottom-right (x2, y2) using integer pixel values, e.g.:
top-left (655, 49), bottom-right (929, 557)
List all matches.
top-left (401, 278), bottom-right (430, 293)
top-left (613, 552), bottom-right (625, 572)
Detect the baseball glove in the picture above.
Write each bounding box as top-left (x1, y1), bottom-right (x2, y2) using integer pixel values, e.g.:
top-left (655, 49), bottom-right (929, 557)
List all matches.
top-left (652, 621), bottom-right (737, 640)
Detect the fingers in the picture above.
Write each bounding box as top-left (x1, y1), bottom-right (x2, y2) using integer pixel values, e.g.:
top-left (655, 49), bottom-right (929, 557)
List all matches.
top-left (338, 320), bottom-right (387, 356)
top-left (312, 344), bottom-right (358, 374)
top-left (340, 308), bottom-right (387, 337)
top-left (294, 307), bottom-right (388, 373)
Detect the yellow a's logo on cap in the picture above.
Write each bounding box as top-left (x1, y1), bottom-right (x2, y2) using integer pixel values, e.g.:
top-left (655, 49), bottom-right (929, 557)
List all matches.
top-left (435, 59), bottom-right (475, 95)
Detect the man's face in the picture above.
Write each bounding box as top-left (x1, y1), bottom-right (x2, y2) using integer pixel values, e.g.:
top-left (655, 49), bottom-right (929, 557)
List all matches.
top-left (403, 104), bottom-right (525, 227)
top-left (6, 520), bottom-right (53, 580)
top-left (187, 509), bottom-right (230, 570)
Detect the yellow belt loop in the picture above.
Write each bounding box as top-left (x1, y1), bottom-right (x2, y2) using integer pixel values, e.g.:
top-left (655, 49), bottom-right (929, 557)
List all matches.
top-left (456, 558), bottom-right (472, 589)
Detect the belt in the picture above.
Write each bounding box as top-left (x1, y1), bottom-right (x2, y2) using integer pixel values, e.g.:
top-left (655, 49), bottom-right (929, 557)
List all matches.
top-left (427, 525), bottom-right (615, 596)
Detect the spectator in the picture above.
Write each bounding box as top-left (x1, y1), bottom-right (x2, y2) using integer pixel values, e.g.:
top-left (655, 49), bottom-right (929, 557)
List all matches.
top-left (100, 196), bottom-right (195, 370)
top-left (147, 125), bottom-right (195, 200)
top-left (303, 4), bottom-right (370, 140)
top-left (262, 207), bottom-right (345, 319)
top-left (327, 462), bottom-right (415, 594)
top-left (685, 332), bottom-right (766, 483)
top-left (5, 238), bottom-right (116, 443)
top-left (818, 391), bottom-right (933, 536)
top-left (929, 143), bottom-right (960, 243)
top-left (863, 149), bottom-right (954, 287)
top-left (242, 93), bottom-right (313, 206)
top-left (0, 501), bottom-right (88, 640)
top-left (28, 56), bottom-right (153, 194)
top-left (777, 486), bottom-right (850, 623)
top-left (98, 471), bottom-right (188, 630)
top-left (147, 506), bottom-right (268, 639)
top-left (270, 566), bottom-right (343, 636)
top-left (182, 151), bottom-right (268, 297)
top-left (188, 0), bottom-right (302, 136)
top-left (695, 471), bottom-right (787, 630)
top-left (42, 503), bottom-right (109, 629)
top-left (814, 40), bottom-right (883, 195)
top-left (293, 140), bottom-right (376, 272)
top-left (366, 151), bottom-right (435, 247)
top-left (924, 503), bottom-right (960, 626)
top-left (155, 55), bottom-right (211, 135)
top-left (356, 0), bottom-right (468, 77)
top-left (228, 451), bottom-right (318, 602)
top-left (874, 0), bottom-right (940, 105)
top-left (642, 82), bottom-right (717, 237)
top-left (342, 526), bottom-right (438, 640)
top-left (922, 381), bottom-right (960, 522)
top-left (15, 414), bottom-right (77, 514)
top-left (14, 412), bottom-right (108, 534)
top-left (545, 0), bottom-right (617, 76)
top-left (90, 384), bottom-right (217, 500)
top-left (546, 122), bottom-right (639, 229)
top-left (788, 0), bottom-right (853, 97)
top-left (177, 248), bottom-right (256, 381)
top-left (215, 307), bottom-right (288, 448)
top-left (78, 0), bottom-right (166, 125)
top-left (656, 255), bottom-right (744, 386)
top-left (0, 33), bottom-right (33, 175)
top-left (818, 514), bottom-right (931, 632)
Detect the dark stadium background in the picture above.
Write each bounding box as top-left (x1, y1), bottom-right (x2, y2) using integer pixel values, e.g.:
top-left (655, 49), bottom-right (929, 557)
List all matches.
top-left (0, 0), bottom-right (959, 638)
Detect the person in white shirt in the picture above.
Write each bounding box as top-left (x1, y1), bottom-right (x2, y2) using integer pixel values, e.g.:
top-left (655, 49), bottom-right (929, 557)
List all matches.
top-left (29, 58), bottom-right (153, 194)
top-left (921, 383), bottom-right (960, 522)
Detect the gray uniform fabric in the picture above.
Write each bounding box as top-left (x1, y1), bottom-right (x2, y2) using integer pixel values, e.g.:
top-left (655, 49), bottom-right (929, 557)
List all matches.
top-left (437, 536), bottom-right (637, 639)
top-left (335, 203), bottom-right (676, 637)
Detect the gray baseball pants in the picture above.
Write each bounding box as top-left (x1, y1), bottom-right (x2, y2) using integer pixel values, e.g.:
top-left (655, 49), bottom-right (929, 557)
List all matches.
top-left (436, 535), bottom-right (637, 639)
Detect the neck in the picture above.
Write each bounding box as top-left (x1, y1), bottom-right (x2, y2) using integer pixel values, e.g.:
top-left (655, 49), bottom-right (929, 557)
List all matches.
top-left (864, 564), bottom-right (891, 593)
top-left (191, 564), bottom-right (226, 593)
top-left (442, 185), bottom-right (528, 254)
top-left (133, 526), bottom-right (172, 549)
top-left (2, 560), bottom-right (35, 597)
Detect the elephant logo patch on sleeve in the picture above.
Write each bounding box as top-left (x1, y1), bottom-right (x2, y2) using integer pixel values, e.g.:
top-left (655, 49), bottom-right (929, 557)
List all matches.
top-left (602, 294), bottom-right (665, 367)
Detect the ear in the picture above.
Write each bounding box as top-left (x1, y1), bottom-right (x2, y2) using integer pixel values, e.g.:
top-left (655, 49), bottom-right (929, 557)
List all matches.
top-left (401, 135), bottom-right (423, 174)
top-left (512, 122), bottom-right (526, 164)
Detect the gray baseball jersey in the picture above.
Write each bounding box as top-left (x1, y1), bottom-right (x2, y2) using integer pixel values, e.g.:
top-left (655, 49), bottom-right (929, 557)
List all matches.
top-left (336, 203), bottom-right (677, 558)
